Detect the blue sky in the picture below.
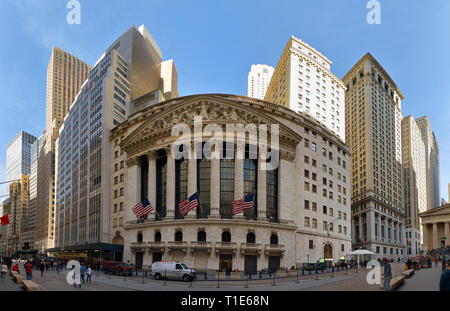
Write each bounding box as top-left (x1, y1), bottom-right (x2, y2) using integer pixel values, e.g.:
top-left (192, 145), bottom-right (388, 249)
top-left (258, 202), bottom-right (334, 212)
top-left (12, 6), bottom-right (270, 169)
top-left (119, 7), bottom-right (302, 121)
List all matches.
top-left (0, 0), bottom-right (449, 200)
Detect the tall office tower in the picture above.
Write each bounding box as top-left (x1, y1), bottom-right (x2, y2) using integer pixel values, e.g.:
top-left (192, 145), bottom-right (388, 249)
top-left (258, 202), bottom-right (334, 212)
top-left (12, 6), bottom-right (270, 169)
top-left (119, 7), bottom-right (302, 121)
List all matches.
top-left (265, 36), bottom-right (346, 142)
top-left (6, 175), bottom-right (29, 254)
top-left (343, 53), bottom-right (406, 259)
top-left (35, 49), bottom-right (91, 253)
top-left (401, 116), bottom-right (427, 256)
top-left (247, 64), bottom-right (274, 100)
top-left (46, 47), bottom-right (92, 133)
top-left (25, 132), bottom-right (45, 252)
top-left (53, 25), bottom-right (178, 260)
top-left (415, 116), bottom-right (440, 209)
top-left (6, 131), bottom-right (37, 181)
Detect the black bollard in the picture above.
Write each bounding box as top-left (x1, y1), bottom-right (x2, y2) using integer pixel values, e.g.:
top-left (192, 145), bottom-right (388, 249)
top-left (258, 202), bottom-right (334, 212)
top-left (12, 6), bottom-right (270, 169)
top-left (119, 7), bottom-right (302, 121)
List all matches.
top-left (272, 271), bottom-right (276, 286)
top-left (315, 266), bottom-right (318, 280)
top-left (216, 271), bottom-right (220, 288)
top-left (296, 269), bottom-right (299, 284)
top-left (331, 265), bottom-right (334, 278)
top-left (204, 272), bottom-right (207, 280)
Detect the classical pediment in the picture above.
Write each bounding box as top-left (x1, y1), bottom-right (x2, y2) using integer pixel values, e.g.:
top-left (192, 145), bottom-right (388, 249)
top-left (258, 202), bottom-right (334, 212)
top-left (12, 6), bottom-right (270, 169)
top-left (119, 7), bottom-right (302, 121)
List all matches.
top-left (420, 203), bottom-right (450, 218)
top-left (120, 95), bottom-right (302, 154)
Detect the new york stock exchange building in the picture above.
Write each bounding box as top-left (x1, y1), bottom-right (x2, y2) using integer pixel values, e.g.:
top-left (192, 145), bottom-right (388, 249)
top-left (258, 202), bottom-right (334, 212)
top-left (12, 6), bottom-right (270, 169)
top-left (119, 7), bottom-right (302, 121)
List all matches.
top-left (110, 94), bottom-right (351, 274)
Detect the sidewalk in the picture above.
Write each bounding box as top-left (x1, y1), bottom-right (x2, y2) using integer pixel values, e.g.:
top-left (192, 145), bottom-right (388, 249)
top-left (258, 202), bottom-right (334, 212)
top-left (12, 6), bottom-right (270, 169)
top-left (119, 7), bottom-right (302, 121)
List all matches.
top-left (398, 263), bottom-right (443, 291)
top-left (0, 273), bottom-right (23, 291)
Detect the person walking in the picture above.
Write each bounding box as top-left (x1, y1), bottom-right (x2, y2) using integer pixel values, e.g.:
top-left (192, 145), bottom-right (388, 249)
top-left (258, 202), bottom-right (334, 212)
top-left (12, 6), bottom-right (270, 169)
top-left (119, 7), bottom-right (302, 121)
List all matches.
top-left (25, 261), bottom-right (33, 280)
top-left (12, 263), bottom-right (19, 274)
top-left (40, 261), bottom-right (45, 277)
top-left (86, 266), bottom-right (92, 284)
top-left (80, 263), bottom-right (86, 284)
top-left (439, 260), bottom-right (450, 291)
top-left (383, 258), bottom-right (392, 291)
top-left (0, 262), bottom-right (8, 280)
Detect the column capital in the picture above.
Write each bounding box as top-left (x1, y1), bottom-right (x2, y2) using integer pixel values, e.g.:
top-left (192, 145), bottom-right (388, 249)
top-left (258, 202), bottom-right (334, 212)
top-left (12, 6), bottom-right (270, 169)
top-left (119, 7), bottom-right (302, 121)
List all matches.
top-left (126, 157), bottom-right (140, 167)
top-left (146, 151), bottom-right (158, 161)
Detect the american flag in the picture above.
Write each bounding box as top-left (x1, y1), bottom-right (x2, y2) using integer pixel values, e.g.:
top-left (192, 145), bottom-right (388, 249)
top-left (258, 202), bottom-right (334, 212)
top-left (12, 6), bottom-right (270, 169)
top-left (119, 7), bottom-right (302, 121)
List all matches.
top-left (132, 199), bottom-right (153, 218)
top-left (178, 192), bottom-right (199, 216)
top-left (232, 194), bottom-right (254, 215)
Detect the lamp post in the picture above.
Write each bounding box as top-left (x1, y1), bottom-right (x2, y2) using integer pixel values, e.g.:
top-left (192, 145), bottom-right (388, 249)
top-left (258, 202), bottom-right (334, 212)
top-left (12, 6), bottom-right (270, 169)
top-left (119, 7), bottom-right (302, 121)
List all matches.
top-left (325, 216), bottom-right (344, 271)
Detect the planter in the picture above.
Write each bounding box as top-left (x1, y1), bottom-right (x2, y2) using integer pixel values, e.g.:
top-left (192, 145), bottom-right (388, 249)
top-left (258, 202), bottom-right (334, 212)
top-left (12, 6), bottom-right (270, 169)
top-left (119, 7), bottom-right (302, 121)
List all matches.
top-left (288, 270), bottom-right (298, 277)
top-left (216, 272), bottom-right (226, 280)
top-left (277, 270), bottom-right (287, 277)
top-left (230, 272), bottom-right (241, 280)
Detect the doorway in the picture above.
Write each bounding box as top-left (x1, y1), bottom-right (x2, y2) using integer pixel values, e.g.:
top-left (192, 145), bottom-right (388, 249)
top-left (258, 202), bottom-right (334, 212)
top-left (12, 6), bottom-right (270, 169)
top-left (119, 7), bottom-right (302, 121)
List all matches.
top-left (324, 244), bottom-right (333, 268)
top-left (244, 255), bottom-right (257, 276)
top-left (219, 254), bottom-right (232, 275)
top-left (268, 256), bottom-right (280, 273)
top-left (135, 252), bottom-right (144, 270)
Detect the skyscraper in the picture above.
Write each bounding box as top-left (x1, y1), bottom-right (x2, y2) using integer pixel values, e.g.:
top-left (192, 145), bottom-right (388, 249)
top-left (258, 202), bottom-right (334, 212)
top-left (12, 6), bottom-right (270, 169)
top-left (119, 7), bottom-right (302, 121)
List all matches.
top-left (46, 47), bottom-right (92, 133)
top-left (53, 25), bottom-right (178, 261)
top-left (415, 116), bottom-right (440, 210)
top-left (265, 36), bottom-right (346, 142)
top-left (343, 53), bottom-right (406, 259)
top-left (401, 115), bottom-right (427, 256)
top-left (6, 131), bottom-right (37, 182)
top-left (35, 48), bottom-right (91, 252)
top-left (247, 64), bottom-right (274, 100)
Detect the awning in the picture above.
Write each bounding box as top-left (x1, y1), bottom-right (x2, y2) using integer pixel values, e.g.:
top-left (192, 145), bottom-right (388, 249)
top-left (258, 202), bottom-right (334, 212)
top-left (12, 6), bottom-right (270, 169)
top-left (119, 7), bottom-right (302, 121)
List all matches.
top-left (347, 249), bottom-right (375, 255)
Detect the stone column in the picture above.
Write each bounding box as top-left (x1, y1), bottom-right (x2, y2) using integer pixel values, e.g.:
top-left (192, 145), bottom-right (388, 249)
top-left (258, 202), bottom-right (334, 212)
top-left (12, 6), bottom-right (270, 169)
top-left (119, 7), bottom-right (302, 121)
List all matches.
top-left (234, 154), bottom-right (244, 200)
top-left (147, 152), bottom-right (157, 220)
top-left (186, 147), bottom-right (197, 218)
top-left (432, 223), bottom-right (439, 249)
top-left (384, 217), bottom-right (388, 243)
top-left (368, 209), bottom-right (375, 244)
top-left (166, 148), bottom-right (176, 219)
top-left (377, 214), bottom-right (381, 241)
top-left (358, 215), bottom-right (363, 241)
top-left (445, 222), bottom-right (450, 247)
top-left (210, 157), bottom-right (220, 218)
top-left (352, 217), bottom-right (356, 243)
top-left (126, 157), bottom-right (141, 222)
top-left (422, 224), bottom-right (428, 252)
top-left (257, 152), bottom-right (267, 221)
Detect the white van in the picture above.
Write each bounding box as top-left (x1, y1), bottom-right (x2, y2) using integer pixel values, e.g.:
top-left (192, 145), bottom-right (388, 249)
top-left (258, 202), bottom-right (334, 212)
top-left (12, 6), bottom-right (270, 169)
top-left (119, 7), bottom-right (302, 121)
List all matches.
top-left (150, 261), bottom-right (197, 282)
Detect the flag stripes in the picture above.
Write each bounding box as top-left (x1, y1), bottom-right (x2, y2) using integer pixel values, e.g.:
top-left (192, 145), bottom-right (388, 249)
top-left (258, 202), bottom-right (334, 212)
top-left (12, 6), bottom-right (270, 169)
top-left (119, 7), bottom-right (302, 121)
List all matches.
top-left (232, 194), bottom-right (254, 215)
top-left (132, 199), bottom-right (153, 218)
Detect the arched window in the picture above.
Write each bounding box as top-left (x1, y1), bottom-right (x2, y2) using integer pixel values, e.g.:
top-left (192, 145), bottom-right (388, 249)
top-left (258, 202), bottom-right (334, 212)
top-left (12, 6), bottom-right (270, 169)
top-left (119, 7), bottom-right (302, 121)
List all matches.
top-left (270, 234), bottom-right (278, 245)
top-left (197, 231), bottom-right (206, 242)
top-left (137, 232), bottom-right (143, 243)
top-left (175, 231), bottom-right (183, 242)
top-left (222, 231), bottom-right (231, 243)
top-left (154, 232), bottom-right (161, 242)
top-left (246, 232), bottom-right (256, 244)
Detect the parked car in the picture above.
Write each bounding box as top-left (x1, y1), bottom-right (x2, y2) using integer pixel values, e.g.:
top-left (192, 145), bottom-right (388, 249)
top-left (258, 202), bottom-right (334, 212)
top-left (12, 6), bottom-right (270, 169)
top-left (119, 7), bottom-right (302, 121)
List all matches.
top-left (102, 261), bottom-right (133, 276)
top-left (150, 261), bottom-right (196, 282)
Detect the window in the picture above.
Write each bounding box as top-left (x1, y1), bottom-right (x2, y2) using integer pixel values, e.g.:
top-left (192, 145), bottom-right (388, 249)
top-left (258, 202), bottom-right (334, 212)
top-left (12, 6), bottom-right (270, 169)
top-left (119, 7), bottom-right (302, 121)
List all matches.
top-left (304, 200), bottom-right (310, 210)
top-left (304, 217), bottom-right (310, 227)
top-left (312, 218), bottom-right (317, 228)
top-left (311, 143), bottom-right (317, 151)
top-left (246, 232), bottom-right (256, 244)
top-left (137, 232), bottom-right (143, 243)
top-left (309, 240), bottom-right (314, 249)
top-left (323, 221), bottom-right (328, 231)
top-left (222, 231), bottom-right (231, 243)
top-left (323, 206), bottom-right (327, 214)
top-left (175, 231), bottom-right (183, 242)
top-left (270, 234), bottom-right (278, 245)
top-left (305, 182), bottom-right (310, 191)
top-left (155, 232), bottom-right (161, 242)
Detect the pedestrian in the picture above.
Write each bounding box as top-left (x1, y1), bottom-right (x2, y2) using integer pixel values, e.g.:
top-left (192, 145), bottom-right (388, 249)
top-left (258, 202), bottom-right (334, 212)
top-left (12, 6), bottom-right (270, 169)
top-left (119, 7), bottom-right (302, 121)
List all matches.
top-left (435, 256), bottom-right (439, 268)
top-left (86, 266), bottom-right (92, 283)
top-left (40, 261), bottom-right (45, 277)
top-left (12, 263), bottom-right (19, 274)
top-left (383, 258), bottom-right (392, 291)
top-left (0, 262), bottom-right (7, 280)
top-left (439, 260), bottom-right (450, 291)
top-left (25, 261), bottom-right (33, 280)
top-left (53, 261), bottom-right (57, 271)
top-left (80, 263), bottom-right (86, 284)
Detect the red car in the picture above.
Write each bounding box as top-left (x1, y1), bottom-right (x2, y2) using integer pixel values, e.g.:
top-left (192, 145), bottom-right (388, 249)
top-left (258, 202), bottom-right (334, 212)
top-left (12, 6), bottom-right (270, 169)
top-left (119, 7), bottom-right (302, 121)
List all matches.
top-left (102, 261), bottom-right (133, 276)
